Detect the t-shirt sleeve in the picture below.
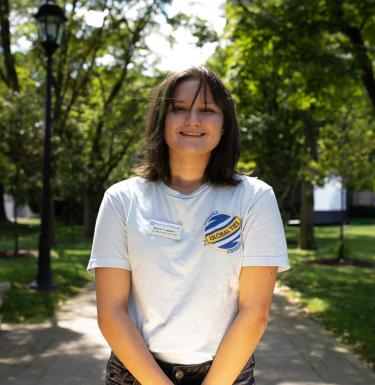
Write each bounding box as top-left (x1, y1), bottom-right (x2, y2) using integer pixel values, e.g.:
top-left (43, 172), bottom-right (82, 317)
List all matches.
top-left (87, 190), bottom-right (131, 274)
top-left (242, 187), bottom-right (290, 273)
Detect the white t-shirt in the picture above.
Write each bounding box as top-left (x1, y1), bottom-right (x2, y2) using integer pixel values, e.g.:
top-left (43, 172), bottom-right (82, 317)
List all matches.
top-left (88, 174), bottom-right (290, 364)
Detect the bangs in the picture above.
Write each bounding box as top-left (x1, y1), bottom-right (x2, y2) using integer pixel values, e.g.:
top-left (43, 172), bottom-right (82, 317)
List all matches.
top-left (168, 69), bottom-right (223, 112)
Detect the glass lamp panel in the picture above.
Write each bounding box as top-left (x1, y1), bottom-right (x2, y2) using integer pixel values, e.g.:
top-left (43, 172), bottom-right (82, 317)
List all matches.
top-left (36, 15), bottom-right (49, 42)
top-left (37, 19), bottom-right (47, 42)
top-left (56, 23), bottom-right (64, 45)
top-left (46, 15), bottom-right (60, 43)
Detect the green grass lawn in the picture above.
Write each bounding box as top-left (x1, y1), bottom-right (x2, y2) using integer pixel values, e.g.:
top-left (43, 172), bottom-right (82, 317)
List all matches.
top-left (0, 219), bottom-right (374, 371)
top-left (280, 221), bottom-right (375, 371)
top-left (0, 220), bottom-right (92, 323)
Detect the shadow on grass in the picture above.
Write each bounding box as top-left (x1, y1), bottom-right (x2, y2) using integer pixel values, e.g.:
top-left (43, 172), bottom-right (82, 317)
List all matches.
top-left (0, 222), bottom-right (93, 324)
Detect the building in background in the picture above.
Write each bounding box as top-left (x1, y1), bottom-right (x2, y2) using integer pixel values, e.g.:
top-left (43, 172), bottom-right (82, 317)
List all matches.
top-left (313, 177), bottom-right (347, 225)
top-left (4, 194), bottom-right (37, 222)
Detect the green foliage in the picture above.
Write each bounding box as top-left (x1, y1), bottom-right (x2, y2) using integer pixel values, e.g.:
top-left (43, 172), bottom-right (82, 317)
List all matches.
top-left (318, 103), bottom-right (375, 191)
top-left (167, 13), bottom-right (219, 47)
top-left (1, 0), bottom-right (174, 227)
top-left (208, 0), bottom-right (375, 218)
top-left (50, 1), bottom-right (167, 194)
top-left (0, 86), bottom-right (43, 206)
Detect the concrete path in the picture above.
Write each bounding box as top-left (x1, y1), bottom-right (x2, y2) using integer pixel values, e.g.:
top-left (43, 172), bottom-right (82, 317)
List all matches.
top-left (257, 285), bottom-right (375, 385)
top-left (0, 282), bottom-right (109, 385)
top-left (0, 281), bottom-right (374, 385)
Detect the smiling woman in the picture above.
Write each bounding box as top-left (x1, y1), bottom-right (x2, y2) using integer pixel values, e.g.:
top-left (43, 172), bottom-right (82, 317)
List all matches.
top-left (136, 67), bottom-right (241, 192)
top-left (88, 67), bottom-right (290, 385)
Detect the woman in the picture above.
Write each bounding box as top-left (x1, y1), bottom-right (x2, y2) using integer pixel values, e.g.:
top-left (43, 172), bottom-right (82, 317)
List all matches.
top-left (88, 67), bottom-right (290, 385)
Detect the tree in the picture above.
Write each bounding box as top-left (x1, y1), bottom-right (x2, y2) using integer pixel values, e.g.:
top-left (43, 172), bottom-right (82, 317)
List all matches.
top-left (326, 0), bottom-right (375, 110)
top-left (318, 95), bottom-right (375, 259)
top-left (45, 0), bottom-right (172, 235)
top-left (1, 1), bottom-right (173, 237)
top-left (0, 0), bottom-right (21, 221)
top-left (0, 0), bottom-right (19, 91)
top-left (0, 86), bottom-right (43, 256)
top-left (208, 0), bottom-right (375, 249)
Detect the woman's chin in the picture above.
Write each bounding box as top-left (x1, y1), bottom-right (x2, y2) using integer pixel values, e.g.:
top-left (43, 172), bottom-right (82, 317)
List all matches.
top-left (169, 146), bottom-right (212, 158)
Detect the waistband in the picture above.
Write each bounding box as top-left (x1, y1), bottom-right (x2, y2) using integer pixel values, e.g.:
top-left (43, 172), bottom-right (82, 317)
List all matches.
top-left (152, 355), bottom-right (214, 376)
top-left (110, 351), bottom-right (255, 379)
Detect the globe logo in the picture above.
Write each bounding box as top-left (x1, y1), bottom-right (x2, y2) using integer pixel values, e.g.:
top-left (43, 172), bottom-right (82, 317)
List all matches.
top-left (204, 212), bottom-right (241, 252)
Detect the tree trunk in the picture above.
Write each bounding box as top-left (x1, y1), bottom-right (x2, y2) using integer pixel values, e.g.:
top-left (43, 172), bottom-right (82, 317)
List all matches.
top-left (299, 179), bottom-right (315, 249)
top-left (0, 0), bottom-right (20, 91)
top-left (83, 188), bottom-right (102, 237)
top-left (0, 183), bottom-right (7, 221)
top-left (49, 188), bottom-right (56, 245)
top-left (299, 109), bottom-right (318, 250)
top-left (13, 198), bottom-right (19, 257)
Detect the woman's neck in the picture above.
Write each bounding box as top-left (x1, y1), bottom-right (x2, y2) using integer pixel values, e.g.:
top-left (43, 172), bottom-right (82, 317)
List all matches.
top-left (167, 152), bottom-right (209, 194)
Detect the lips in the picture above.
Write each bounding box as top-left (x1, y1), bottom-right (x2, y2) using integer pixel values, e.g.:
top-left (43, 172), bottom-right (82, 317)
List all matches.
top-left (179, 132), bottom-right (205, 137)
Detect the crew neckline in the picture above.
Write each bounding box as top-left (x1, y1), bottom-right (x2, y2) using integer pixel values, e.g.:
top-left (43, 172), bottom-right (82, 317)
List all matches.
top-left (160, 181), bottom-right (209, 199)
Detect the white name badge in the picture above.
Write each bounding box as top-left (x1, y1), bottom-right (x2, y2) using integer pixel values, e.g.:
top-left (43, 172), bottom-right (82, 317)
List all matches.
top-left (147, 219), bottom-right (182, 240)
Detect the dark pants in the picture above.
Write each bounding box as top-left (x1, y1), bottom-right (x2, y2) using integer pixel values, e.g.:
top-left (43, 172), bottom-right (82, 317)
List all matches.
top-left (105, 351), bottom-right (256, 385)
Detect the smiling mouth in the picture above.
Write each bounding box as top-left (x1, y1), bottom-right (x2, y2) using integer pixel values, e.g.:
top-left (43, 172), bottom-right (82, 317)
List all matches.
top-left (180, 132), bottom-right (205, 137)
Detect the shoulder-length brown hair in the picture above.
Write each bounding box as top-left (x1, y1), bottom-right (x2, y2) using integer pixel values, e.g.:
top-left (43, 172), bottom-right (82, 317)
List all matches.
top-left (134, 66), bottom-right (241, 186)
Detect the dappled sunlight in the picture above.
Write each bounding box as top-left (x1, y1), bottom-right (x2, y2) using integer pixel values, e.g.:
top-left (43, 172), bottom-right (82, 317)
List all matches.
top-left (306, 297), bottom-right (329, 313)
top-left (1, 323), bottom-right (108, 385)
top-left (61, 249), bottom-right (90, 256)
top-left (0, 283), bottom-right (109, 385)
top-left (256, 291), bottom-right (375, 384)
top-left (278, 221), bottom-right (375, 371)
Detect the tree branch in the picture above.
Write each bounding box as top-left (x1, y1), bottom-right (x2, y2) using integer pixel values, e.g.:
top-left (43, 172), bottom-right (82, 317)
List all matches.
top-left (0, 65), bottom-right (7, 84)
top-left (0, 0), bottom-right (19, 91)
top-left (99, 136), bottom-right (133, 186)
top-left (90, 2), bottom-right (156, 161)
top-left (331, 0), bottom-right (375, 110)
top-left (341, 24), bottom-right (375, 110)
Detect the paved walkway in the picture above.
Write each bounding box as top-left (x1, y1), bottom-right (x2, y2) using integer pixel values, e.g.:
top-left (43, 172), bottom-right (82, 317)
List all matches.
top-left (0, 281), bottom-right (374, 385)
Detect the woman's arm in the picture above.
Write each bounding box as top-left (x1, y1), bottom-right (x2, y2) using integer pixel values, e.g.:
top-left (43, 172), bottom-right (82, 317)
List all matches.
top-left (201, 266), bottom-right (277, 385)
top-left (96, 267), bottom-right (174, 385)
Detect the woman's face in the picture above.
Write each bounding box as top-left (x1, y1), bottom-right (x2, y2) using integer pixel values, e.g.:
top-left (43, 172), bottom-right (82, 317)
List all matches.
top-left (164, 79), bottom-right (224, 160)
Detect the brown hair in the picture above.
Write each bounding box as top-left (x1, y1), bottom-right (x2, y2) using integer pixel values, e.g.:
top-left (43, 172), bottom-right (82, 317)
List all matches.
top-left (134, 66), bottom-right (241, 186)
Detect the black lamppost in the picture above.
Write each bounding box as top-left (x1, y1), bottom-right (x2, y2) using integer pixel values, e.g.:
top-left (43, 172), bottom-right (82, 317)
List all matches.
top-left (32, 1), bottom-right (66, 291)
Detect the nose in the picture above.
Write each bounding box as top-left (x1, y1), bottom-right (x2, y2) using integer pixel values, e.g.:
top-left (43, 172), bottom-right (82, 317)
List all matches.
top-left (184, 108), bottom-right (201, 126)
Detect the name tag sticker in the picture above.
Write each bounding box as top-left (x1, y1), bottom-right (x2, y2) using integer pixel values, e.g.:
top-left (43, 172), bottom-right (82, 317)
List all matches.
top-left (147, 219), bottom-right (182, 240)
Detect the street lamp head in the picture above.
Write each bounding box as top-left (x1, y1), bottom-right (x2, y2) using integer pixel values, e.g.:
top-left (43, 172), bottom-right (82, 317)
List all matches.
top-left (35, 0), bottom-right (67, 55)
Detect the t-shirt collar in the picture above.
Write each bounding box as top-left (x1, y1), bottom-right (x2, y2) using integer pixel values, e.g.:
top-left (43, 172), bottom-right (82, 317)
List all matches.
top-left (160, 181), bottom-right (209, 199)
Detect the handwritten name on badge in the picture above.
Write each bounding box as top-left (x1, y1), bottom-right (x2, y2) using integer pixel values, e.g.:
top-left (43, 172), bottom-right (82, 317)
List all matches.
top-left (147, 219), bottom-right (182, 240)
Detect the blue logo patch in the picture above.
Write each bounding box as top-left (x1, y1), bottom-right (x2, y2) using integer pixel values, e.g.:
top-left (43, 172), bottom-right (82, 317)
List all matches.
top-left (203, 211), bottom-right (241, 253)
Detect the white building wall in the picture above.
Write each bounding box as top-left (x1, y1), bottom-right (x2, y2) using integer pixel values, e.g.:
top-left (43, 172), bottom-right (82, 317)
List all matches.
top-left (314, 177), bottom-right (346, 211)
top-left (4, 194), bottom-right (36, 221)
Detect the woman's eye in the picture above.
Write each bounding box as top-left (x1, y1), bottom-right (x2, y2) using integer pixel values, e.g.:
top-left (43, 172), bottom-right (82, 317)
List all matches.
top-left (174, 106), bottom-right (187, 112)
top-left (201, 108), bottom-right (215, 113)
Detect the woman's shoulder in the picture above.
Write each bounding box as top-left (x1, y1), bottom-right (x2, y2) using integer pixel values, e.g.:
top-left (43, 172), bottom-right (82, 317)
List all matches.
top-left (233, 173), bottom-right (273, 194)
top-left (104, 176), bottom-right (147, 198)
top-left (230, 174), bottom-right (275, 210)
